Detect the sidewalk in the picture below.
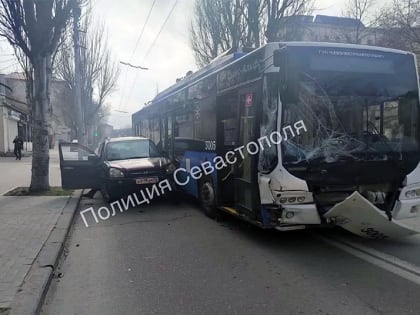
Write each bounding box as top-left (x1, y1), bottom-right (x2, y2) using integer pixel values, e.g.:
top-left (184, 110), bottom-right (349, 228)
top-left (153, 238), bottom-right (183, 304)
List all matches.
top-left (0, 150), bottom-right (81, 315)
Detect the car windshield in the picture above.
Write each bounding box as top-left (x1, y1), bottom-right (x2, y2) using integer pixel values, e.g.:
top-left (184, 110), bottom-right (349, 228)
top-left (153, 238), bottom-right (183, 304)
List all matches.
top-left (105, 140), bottom-right (160, 161)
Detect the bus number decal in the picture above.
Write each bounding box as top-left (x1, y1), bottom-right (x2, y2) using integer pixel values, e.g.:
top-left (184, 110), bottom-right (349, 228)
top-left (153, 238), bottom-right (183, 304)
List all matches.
top-left (205, 141), bottom-right (216, 151)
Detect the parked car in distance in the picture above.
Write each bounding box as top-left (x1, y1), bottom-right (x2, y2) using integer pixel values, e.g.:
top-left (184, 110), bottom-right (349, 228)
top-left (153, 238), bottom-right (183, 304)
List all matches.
top-left (59, 137), bottom-right (175, 202)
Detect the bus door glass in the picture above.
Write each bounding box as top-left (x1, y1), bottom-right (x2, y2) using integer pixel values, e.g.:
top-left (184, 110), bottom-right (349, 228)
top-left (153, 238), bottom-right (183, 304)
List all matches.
top-left (216, 92), bottom-right (238, 207)
top-left (235, 86), bottom-right (261, 218)
top-left (167, 115), bottom-right (173, 156)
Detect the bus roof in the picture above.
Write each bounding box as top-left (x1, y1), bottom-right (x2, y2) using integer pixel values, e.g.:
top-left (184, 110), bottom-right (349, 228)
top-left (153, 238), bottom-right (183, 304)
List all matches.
top-left (137, 41), bottom-right (414, 112)
top-left (282, 41), bottom-right (414, 56)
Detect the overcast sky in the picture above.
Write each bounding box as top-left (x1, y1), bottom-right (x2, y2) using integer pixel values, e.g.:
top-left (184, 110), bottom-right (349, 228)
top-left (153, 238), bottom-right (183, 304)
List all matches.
top-left (0, 0), bottom-right (383, 128)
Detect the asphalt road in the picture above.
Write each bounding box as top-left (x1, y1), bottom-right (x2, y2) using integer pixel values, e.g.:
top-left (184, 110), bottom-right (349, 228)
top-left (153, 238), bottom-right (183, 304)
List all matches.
top-left (41, 194), bottom-right (420, 315)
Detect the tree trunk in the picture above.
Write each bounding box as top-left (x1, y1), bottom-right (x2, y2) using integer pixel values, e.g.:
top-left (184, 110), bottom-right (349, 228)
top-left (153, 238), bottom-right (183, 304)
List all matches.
top-left (29, 55), bottom-right (50, 192)
top-left (247, 0), bottom-right (260, 47)
top-left (232, 0), bottom-right (241, 51)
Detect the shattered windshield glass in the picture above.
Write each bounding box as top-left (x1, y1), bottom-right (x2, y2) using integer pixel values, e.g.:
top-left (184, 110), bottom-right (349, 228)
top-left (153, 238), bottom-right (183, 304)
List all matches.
top-left (281, 47), bottom-right (420, 165)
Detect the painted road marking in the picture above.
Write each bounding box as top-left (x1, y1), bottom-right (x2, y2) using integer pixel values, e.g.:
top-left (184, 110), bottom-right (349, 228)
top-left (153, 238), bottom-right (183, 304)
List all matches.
top-left (317, 235), bottom-right (420, 286)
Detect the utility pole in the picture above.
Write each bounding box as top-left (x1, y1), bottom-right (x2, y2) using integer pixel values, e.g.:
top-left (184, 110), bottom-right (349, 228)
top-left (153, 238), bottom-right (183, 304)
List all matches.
top-left (72, 0), bottom-right (85, 144)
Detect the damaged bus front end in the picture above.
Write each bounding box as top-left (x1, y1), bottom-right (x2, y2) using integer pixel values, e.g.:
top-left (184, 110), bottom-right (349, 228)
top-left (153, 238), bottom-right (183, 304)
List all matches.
top-left (265, 43), bottom-right (420, 238)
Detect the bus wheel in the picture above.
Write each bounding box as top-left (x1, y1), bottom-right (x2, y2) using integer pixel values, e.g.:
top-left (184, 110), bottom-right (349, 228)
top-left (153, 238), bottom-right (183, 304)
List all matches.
top-left (199, 179), bottom-right (217, 219)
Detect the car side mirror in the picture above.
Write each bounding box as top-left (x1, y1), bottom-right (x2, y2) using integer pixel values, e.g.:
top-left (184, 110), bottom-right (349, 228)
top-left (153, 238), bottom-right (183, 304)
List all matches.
top-left (88, 154), bottom-right (100, 163)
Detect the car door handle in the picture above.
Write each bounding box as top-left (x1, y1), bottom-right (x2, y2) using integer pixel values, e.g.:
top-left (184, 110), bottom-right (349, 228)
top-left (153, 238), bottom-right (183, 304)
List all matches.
top-left (63, 167), bottom-right (74, 170)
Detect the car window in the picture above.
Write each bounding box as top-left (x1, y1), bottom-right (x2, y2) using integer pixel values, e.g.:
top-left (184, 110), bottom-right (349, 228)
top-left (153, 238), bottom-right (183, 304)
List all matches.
top-left (105, 140), bottom-right (160, 161)
top-left (96, 142), bottom-right (104, 157)
top-left (61, 144), bottom-right (92, 161)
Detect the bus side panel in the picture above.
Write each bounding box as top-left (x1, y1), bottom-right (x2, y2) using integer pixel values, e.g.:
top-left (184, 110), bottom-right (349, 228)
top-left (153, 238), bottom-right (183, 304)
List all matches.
top-left (178, 150), bottom-right (217, 198)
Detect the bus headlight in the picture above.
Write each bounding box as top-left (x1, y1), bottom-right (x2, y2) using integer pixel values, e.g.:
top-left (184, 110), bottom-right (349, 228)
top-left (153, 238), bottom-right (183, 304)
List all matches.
top-left (403, 187), bottom-right (420, 199)
top-left (276, 191), bottom-right (312, 204)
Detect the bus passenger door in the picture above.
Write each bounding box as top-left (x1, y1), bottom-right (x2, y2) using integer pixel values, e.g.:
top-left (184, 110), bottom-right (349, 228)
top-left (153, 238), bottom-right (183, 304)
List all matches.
top-left (235, 86), bottom-right (261, 220)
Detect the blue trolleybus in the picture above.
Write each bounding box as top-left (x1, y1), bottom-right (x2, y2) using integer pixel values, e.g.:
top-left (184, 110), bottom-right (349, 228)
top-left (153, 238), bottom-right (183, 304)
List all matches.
top-left (132, 42), bottom-right (420, 239)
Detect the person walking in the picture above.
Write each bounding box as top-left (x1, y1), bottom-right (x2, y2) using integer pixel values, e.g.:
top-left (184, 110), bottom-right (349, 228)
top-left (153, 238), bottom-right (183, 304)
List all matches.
top-left (13, 135), bottom-right (23, 160)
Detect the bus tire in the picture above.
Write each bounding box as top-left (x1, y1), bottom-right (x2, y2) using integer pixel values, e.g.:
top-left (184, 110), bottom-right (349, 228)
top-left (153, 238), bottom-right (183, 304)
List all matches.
top-left (199, 178), bottom-right (218, 219)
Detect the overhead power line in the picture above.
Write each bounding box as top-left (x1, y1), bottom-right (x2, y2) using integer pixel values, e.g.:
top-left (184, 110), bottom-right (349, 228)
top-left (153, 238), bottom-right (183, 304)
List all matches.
top-left (142, 0), bottom-right (179, 63)
top-left (130, 0), bottom-right (157, 61)
top-left (123, 0), bottom-right (179, 108)
top-left (118, 0), bottom-right (157, 110)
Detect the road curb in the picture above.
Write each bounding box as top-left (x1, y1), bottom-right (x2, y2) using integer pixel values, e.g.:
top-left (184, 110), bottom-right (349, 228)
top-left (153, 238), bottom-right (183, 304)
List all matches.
top-left (1, 186), bottom-right (18, 196)
top-left (8, 189), bottom-right (83, 315)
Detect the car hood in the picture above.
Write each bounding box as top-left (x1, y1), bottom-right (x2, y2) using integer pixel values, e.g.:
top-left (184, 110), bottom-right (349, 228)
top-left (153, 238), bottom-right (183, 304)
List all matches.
top-left (108, 157), bottom-right (171, 171)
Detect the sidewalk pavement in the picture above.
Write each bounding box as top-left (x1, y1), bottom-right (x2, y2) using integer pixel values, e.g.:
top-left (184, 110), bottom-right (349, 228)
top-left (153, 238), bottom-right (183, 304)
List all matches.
top-left (0, 149), bottom-right (82, 315)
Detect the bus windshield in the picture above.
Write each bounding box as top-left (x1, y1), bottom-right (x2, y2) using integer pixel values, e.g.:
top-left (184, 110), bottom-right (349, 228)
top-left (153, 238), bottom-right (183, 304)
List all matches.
top-left (281, 46), bottom-right (420, 165)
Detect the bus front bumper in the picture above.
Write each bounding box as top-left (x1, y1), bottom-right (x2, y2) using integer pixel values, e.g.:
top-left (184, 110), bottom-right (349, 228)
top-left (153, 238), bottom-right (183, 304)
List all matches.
top-left (324, 192), bottom-right (420, 239)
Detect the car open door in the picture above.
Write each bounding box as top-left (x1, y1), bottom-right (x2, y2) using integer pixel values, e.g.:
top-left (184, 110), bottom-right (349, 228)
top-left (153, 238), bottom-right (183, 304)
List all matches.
top-left (59, 142), bottom-right (102, 189)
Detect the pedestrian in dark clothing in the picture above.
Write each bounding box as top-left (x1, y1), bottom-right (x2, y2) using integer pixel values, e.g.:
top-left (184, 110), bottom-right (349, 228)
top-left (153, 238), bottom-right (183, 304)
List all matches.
top-left (13, 136), bottom-right (23, 160)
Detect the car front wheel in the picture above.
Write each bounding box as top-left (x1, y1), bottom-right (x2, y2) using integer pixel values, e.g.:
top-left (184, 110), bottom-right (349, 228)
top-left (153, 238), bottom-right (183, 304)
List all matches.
top-left (101, 182), bottom-right (120, 203)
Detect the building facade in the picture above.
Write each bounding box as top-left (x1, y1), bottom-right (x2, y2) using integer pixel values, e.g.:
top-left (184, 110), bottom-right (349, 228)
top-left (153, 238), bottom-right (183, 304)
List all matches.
top-left (0, 73), bottom-right (31, 154)
top-left (0, 72), bottom-right (73, 154)
top-left (277, 14), bottom-right (380, 46)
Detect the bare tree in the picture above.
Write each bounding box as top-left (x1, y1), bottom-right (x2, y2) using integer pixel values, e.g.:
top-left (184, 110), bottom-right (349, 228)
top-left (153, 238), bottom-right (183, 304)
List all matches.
top-left (12, 46), bottom-right (34, 111)
top-left (190, 0), bottom-right (249, 67)
top-left (56, 12), bottom-right (119, 144)
top-left (264, 0), bottom-right (313, 42)
top-left (190, 0), bottom-right (312, 66)
top-left (245, 0), bottom-right (266, 47)
top-left (375, 0), bottom-right (420, 54)
top-left (0, 0), bottom-right (74, 192)
top-left (342, 0), bottom-right (375, 44)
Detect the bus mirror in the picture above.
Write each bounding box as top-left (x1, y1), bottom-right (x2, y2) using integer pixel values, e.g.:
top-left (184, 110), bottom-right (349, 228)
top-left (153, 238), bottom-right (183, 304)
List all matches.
top-left (273, 49), bottom-right (287, 68)
top-left (273, 49), bottom-right (288, 83)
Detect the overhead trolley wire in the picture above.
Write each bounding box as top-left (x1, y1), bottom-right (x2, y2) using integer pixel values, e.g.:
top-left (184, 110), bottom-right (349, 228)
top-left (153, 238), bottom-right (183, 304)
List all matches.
top-left (141, 0), bottom-right (179, 63)
top-left (130, 0), bottom-right (157, 61)
top-left (123, 0), bottom-right (179, 108)
top-left (118, 0), bottom-right (157, 110)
